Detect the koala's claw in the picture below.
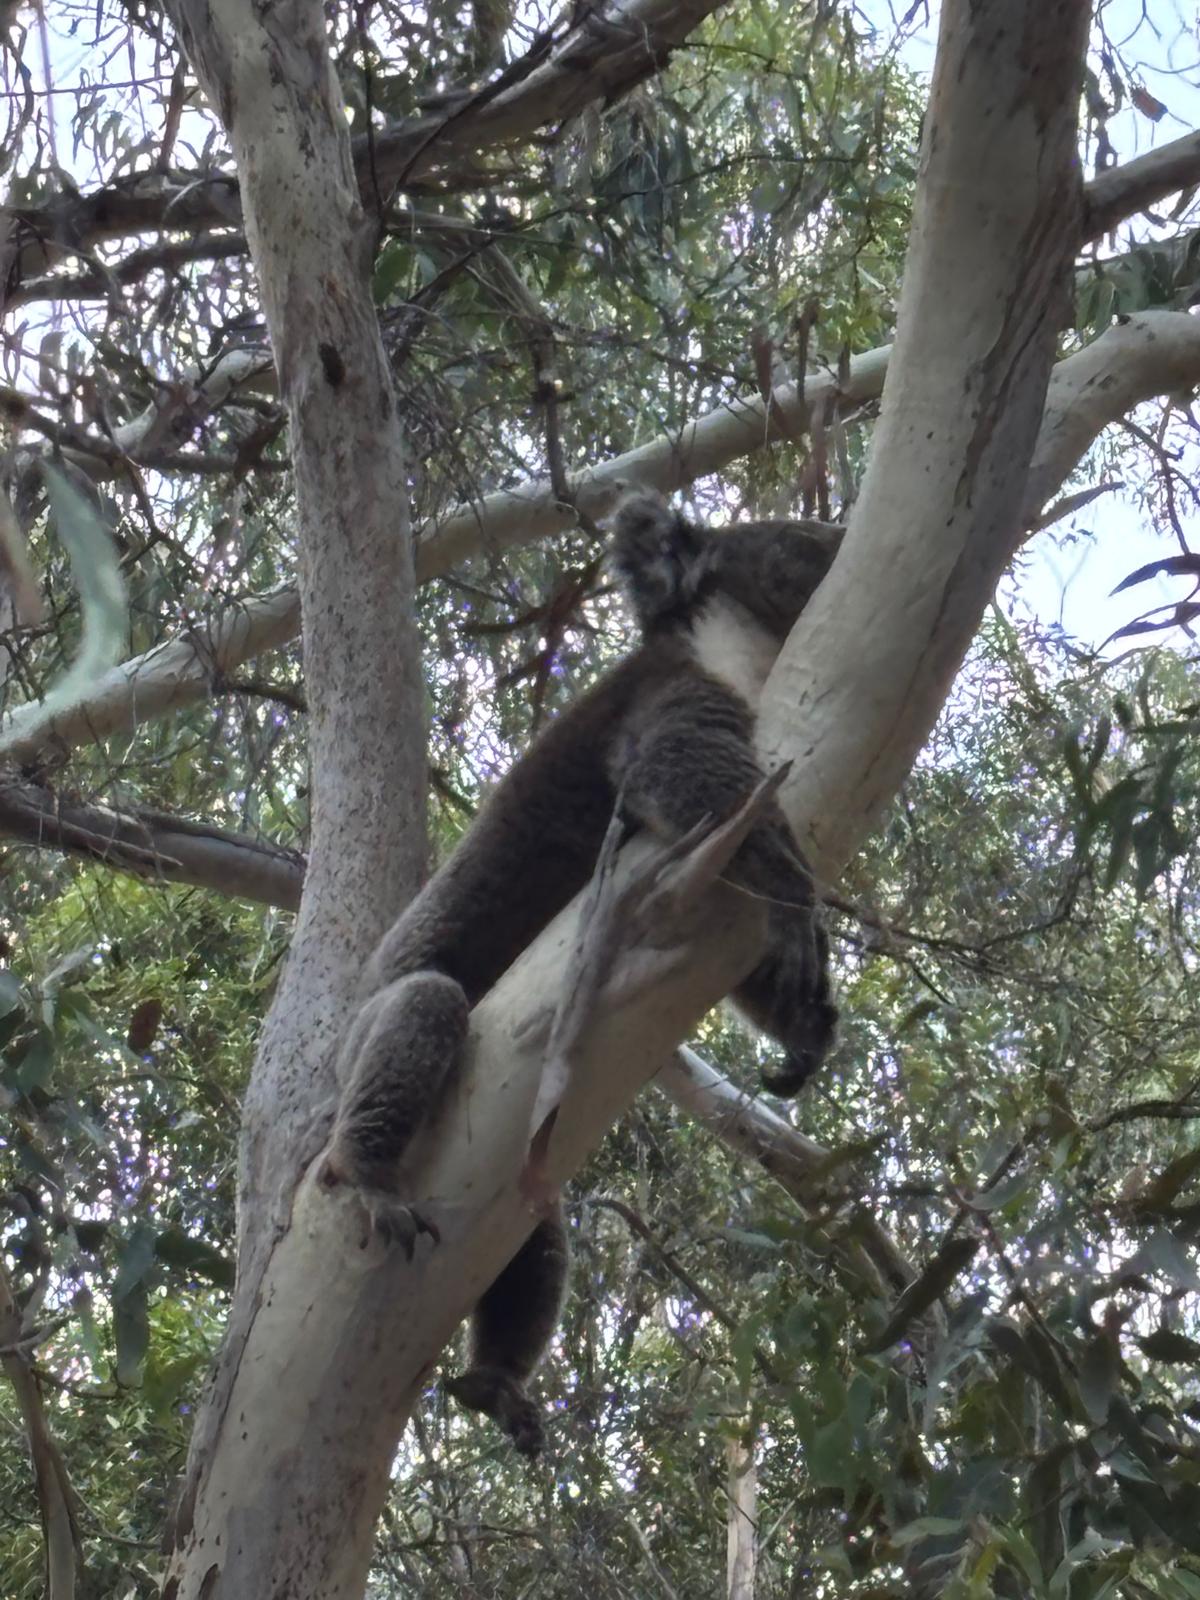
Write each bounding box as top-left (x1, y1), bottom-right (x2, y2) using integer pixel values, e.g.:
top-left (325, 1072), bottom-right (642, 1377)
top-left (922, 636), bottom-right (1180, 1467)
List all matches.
top-left (360, 1192), bottom-right (441, 1258)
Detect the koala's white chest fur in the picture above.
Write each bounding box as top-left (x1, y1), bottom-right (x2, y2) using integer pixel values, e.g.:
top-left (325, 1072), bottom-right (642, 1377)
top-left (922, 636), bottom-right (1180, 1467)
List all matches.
top-left (690, 596), bottom-right (782, 707)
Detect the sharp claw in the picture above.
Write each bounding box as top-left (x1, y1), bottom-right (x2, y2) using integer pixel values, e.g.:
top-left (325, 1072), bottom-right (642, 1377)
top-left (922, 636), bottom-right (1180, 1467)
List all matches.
top-left (360, 1195), bottom-right (440, 1256)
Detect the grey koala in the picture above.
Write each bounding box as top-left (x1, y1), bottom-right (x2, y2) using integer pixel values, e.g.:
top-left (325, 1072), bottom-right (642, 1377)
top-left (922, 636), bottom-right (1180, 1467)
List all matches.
top-left (322, 489), bottom-right (842, 1455)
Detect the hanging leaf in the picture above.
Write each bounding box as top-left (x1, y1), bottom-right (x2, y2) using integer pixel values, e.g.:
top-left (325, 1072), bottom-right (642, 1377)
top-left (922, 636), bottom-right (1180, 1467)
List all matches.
top-left (1111, 601), bottom-right (1200, 641)
top-left (0, 466), bottom-right (127, 761)
top-left (1111, 553), bottom-right (1200, 594)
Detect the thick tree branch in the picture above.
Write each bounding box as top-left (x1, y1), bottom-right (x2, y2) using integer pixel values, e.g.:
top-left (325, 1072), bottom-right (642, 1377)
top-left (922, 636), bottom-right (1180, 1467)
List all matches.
top-left (760, 0), bottom-right (1090, 875)
top-left (4, 347), bottom-right (276, 481)
top-left (0, 775), bottom-right (303, 907)
top-left (7, 309), bottom-right (1199, 779)
top-left (171, 845), bottom-right (770, 1595)
top-left (377, 0), bottom-right (730, 188)
top-left (1025, 310), bottom-right (1200, 514)
top-left (4, 232), bottom-right (248, 313)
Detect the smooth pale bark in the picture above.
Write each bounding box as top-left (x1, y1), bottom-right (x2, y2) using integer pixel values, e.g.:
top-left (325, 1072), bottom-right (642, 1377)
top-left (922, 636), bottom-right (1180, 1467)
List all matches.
top-left (9, 308), bottom-right (1200, 775)
top-left (760, 0), bottom-right (1091, 876)
top-left (1024, 310), bottom-right (1200, 516)
top-left (158, 0), bottom-right (428, 1215)
top-left (413, 344), bottom-right (893, 573)
top-left (1085, 129), bottom-right (1200, 238)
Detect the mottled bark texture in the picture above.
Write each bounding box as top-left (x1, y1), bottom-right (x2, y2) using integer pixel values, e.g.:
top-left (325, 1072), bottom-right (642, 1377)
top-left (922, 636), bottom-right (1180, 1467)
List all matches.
top-left (160, 0), bottom-right (427, 1593)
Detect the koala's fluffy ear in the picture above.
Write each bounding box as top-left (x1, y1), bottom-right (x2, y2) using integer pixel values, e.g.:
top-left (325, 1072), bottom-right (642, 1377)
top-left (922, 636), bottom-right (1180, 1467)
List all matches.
top-left (609, 489), bottom-right (709, 631)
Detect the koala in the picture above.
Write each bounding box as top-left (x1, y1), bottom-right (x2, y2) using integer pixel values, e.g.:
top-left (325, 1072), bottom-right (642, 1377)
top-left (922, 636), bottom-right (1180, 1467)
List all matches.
top-left (322, 489), bottom-right (842, 1456)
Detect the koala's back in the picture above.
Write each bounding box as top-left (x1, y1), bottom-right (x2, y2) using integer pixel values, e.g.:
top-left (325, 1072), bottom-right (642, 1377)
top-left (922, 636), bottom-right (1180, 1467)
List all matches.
top-left (364, 642), bottom-right (691, 1005)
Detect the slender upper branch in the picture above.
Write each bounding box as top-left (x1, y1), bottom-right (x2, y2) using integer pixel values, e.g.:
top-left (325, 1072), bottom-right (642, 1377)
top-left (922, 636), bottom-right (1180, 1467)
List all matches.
top-left (0, 775), bottom-right (303, 907)
top-left (659, 1047), bottom-right (917, 1299)
top-left (6, 0), bottom-right (729, 290)
top-left (9, 117), bottom-right (1197, 305)
top-left (1084, 129), bottom-right (1200, 240)
top-left (6, 309), bottom-right (1198, 778)
top-left (0, 585), bottom-right (301, 766)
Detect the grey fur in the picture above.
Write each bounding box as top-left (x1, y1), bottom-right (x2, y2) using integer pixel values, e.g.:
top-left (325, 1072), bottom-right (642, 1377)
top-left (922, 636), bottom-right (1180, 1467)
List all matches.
top-left (325, 489), bottom-right (842, 1455)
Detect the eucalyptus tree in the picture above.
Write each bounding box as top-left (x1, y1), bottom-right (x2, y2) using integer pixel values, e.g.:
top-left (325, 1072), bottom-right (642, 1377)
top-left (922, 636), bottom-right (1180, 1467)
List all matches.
top-left (3, 1), bottom-right (1200, 1596)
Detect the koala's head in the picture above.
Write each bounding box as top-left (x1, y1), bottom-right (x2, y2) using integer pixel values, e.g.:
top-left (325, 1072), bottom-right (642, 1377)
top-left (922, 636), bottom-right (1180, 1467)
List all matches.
top-left (703, 518), bottom-right (844, 638)
top-left (609, 489), bottom-right (711, 633)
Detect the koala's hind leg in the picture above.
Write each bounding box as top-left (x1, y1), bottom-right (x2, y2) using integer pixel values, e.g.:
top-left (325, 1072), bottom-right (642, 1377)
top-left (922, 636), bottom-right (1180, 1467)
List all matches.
top-left (445, 1205), bottom-right (569, 1457)
top-left (322, 971), bottom-right (469, 1253)
top-left (618, 677), bottom-right (836, 1092)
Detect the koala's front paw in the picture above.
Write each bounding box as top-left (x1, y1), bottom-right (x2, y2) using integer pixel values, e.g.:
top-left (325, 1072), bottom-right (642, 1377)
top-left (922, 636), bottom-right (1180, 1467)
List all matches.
top-left (760, 999), bottom-right (839, 1097)
top-left (445, 1368), bottom-right (547, 1458)
top-left (319, 1149), bottom-right (442, 1258)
